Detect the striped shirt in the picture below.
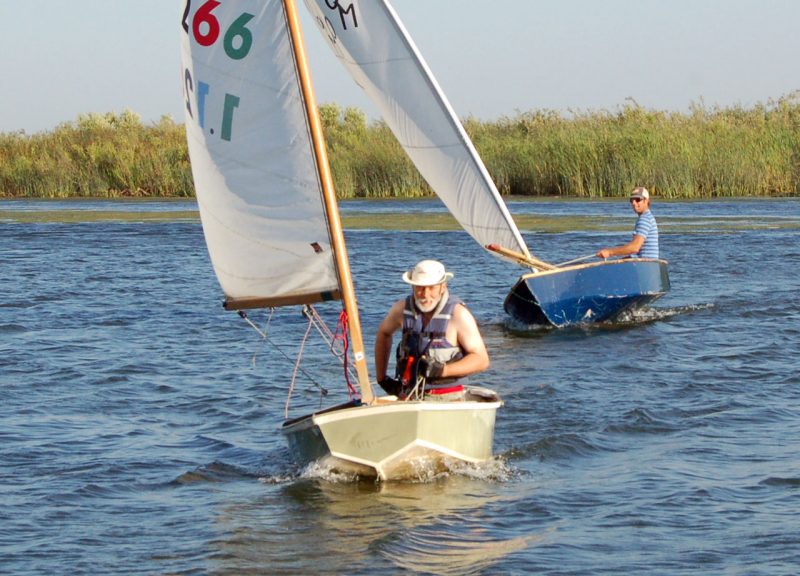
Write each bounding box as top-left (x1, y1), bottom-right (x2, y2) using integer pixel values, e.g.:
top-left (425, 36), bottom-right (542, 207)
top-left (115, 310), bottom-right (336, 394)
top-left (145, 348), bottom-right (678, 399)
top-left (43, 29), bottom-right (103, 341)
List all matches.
top-left (633, 209), bottom-right (659, 258)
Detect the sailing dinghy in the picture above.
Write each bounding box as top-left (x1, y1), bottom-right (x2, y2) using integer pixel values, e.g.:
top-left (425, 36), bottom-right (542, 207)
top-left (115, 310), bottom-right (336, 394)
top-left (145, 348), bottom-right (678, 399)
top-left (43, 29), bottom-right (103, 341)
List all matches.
top-left (304, 0), bottom-right (670, 328)
top-left (501, 256), bottom-right (670, 327)
top-left (180, 0), bottom-right (502, 480)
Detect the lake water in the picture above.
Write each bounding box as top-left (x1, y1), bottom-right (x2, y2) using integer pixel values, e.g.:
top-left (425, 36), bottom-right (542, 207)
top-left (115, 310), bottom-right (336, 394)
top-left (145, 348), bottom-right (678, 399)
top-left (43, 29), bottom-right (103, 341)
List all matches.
top-left (2, 198), bottom-right (799, 575)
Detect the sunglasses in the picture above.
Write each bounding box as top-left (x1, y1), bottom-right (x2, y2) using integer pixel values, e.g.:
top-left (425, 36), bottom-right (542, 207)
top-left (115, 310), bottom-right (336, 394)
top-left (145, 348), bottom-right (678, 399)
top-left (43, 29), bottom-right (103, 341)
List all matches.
top-left (630, 197), bottom-right (645, 203)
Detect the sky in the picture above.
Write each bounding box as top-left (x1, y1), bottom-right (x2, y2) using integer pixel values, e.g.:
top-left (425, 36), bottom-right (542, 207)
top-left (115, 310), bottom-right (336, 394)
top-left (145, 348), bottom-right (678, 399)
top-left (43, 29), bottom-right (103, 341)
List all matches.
top-left (2, 0), bottom-right (799, 133)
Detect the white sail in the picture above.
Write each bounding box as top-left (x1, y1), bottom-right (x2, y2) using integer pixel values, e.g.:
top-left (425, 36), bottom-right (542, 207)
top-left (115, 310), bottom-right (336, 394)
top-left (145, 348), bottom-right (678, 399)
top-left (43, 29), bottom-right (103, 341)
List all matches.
top-left (303, 0), bottom-right (532, 261)
top-left (181, 0), bottom-right (340, 307)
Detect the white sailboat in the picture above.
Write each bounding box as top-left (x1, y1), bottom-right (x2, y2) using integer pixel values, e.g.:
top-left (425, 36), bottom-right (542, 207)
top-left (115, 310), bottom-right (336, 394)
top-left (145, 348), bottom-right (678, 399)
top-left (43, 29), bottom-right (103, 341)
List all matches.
top-left (180, 0), bottom-right (502, 480)
top-left (305, 0), bottom-right (669, 328)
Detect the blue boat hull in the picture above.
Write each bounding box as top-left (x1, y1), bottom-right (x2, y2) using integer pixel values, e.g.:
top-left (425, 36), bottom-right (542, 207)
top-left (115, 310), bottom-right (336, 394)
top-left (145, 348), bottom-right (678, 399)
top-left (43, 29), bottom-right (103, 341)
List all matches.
top-left (504, 259), bottom-right (670, 327)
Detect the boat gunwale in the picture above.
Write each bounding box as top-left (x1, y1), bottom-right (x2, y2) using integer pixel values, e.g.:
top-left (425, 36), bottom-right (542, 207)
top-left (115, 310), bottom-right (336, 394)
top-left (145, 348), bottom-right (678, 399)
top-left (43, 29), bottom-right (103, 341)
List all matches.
top-left (517, 257), bottom-right (669, 280)
top-left (280, 394), bottom-right (503, 433)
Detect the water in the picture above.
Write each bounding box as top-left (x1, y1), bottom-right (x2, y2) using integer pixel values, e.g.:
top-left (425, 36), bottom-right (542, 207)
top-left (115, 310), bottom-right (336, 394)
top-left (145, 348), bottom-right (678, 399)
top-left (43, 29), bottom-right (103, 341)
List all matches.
top-left (2, 199), bottom-right (799, 575)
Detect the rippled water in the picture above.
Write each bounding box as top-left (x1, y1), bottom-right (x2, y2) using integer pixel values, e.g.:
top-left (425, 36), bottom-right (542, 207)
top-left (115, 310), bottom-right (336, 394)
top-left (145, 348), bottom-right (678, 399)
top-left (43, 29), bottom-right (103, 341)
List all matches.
top-left (2, 199), bottom-right (799, 574)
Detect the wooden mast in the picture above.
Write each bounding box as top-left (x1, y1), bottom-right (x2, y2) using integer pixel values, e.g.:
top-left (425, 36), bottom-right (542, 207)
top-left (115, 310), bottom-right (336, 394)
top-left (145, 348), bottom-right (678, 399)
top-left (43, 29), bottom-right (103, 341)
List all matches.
top-left (283, 0), bottom-right (374, 404)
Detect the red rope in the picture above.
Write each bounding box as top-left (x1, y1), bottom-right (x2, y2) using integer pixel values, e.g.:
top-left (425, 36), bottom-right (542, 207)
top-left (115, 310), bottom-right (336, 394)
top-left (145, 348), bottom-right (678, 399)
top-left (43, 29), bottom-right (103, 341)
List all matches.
top-left (335, 310), bottom-right (359, 399)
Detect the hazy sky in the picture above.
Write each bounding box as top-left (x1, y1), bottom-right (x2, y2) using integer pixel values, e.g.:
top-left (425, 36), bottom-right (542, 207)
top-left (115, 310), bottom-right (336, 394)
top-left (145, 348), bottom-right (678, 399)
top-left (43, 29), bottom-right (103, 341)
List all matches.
top-left (2, 0), bottom-right (798, 133)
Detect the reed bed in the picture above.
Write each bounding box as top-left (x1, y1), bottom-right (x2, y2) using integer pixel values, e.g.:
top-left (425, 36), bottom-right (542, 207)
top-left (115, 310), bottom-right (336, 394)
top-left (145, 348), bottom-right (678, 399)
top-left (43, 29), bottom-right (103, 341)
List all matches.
top-left (2, 95), bottom-right (798, 199)
top-left (0, 111), bottom-right (191, 198)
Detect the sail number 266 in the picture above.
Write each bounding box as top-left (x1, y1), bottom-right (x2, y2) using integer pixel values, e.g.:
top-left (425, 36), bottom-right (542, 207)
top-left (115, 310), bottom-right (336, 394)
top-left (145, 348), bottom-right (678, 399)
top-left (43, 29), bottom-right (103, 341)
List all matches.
top-left (182, 0), bottom-right (254, 141)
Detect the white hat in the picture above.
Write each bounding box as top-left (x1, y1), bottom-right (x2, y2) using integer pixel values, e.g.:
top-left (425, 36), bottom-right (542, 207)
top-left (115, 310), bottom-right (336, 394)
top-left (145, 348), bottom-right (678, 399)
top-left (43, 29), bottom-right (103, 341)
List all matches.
top-left (630, 186), bottom-right (650, 200)
top-left (402, 260), bottom-right (453, 286)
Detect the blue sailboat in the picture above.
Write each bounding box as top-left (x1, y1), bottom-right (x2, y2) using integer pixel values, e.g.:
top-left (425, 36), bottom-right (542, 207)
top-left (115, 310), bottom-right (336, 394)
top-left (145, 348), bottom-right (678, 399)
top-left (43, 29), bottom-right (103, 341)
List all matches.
top-left (504, 258), bottom-right (670, 327)
top-left (304, 0), bottom-right (672, 328)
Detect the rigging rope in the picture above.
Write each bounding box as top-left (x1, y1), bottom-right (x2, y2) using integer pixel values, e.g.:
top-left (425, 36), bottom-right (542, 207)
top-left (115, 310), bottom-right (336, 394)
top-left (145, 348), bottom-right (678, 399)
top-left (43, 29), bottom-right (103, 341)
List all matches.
top-left (238, 308), bottom-right (274, 366)
top-left (285, 315), bottom-right (316, 418)
top-left (302, 305), bottom-right (358, 384)
top-left (237, 306), bottom-right (360, 417)
top-left (333, 310), bottom-right (358, 399)
top-left (555, 253), bottom-right (597, 267)
top-left (238, 309), bottom-right (329, 396)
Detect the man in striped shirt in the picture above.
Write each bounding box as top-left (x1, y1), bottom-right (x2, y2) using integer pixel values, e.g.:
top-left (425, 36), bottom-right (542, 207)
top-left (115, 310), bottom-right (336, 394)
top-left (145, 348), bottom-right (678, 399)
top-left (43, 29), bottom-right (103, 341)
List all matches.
top-left (596, 186), bottom-right (660, 259)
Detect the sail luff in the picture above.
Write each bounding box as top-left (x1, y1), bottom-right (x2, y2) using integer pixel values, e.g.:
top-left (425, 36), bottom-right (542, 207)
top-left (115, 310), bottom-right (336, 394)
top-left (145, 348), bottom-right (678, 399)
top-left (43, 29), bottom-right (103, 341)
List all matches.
top-left (284, 0), bottom-right (374, 403)
top-left (377, 0), bottom-right (532, 261)
top-left (303, 0), bottom-right (545, 267)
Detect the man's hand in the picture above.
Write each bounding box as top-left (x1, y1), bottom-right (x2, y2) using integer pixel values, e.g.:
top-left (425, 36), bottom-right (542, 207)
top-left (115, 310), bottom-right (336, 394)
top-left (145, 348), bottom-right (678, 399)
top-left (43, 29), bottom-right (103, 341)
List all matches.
top-left (418, 357), bottom-right (445, 381)
top-left (378, 376), bottom-right (402, 395)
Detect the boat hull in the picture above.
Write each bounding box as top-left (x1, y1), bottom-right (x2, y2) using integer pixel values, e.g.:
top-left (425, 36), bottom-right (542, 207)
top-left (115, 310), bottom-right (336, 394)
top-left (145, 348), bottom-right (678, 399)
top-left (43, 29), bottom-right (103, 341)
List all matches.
top-left (281, 388), bottom-right (502, 480)
top-left (504, 259), bottom-right (670, 327)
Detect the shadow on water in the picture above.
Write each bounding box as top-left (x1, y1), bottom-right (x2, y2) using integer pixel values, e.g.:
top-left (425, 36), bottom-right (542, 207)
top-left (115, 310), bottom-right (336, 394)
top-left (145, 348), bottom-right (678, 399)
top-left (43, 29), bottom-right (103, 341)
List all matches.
top-left (171, 455), bottom-right (544, 574)
top-left (206, 476), bottom-right (547, 575)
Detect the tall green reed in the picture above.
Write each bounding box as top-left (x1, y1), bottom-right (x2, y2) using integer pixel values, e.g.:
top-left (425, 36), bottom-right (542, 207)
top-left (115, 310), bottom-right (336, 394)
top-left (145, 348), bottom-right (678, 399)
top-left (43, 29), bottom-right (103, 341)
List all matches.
top-left (2, 95), bottom-right (798, 199)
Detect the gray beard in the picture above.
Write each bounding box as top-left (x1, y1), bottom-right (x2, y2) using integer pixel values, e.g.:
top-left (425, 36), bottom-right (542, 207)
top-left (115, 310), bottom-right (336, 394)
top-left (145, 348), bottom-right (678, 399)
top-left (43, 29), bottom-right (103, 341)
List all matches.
top-left (413, 295), bottom-right (438, 313)
top-left (413, 288), bottom-right (447, 314)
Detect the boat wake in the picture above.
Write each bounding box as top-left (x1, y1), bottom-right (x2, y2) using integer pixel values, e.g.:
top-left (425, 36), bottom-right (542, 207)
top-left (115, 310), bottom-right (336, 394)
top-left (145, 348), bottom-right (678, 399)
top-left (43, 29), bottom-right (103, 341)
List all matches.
top-left (612, 302), bottom-right (715, 325)
top-left (295, 455), bottom-right (514, 484)
top-left (174, 460), bottom-right (262, 484)
top-left (502, 302), bottom-right (715, 333)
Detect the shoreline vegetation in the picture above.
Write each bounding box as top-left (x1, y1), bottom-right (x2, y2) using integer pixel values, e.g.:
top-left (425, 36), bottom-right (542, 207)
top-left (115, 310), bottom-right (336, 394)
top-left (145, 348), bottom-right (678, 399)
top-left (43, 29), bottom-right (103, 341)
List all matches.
top-left (2, 94), bottom-right (799, 200)
top-left (3, 206), bottom-right (799, 233)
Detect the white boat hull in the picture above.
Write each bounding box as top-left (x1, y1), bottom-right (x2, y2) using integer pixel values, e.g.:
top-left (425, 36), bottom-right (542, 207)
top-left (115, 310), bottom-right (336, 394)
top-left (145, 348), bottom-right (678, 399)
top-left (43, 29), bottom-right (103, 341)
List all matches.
top-left (282, 387), bottom-right (503, 480)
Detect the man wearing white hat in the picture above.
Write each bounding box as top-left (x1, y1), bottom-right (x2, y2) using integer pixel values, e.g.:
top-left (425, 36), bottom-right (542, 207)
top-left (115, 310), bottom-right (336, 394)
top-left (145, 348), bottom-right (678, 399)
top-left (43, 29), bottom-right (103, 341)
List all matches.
top-left (596, 186), bottom-right (660, 259)
top-left (374, 259), bottom-right (490, 400)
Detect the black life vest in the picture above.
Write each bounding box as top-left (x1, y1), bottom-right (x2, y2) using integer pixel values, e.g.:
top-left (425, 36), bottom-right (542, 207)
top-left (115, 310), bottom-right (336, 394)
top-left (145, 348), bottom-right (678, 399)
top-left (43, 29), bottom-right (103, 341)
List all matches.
top-left (395, 291), bottom-right (465, 390)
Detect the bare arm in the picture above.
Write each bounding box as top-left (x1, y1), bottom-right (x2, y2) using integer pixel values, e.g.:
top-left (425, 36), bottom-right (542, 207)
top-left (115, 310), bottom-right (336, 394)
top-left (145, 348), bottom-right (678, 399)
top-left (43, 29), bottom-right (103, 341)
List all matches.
top-left (374, 300), bottom-right (404, 381)
top-left (440, 304), bottom-right (490, 379)
top-left (597, 234), bottom-right (645, 259)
